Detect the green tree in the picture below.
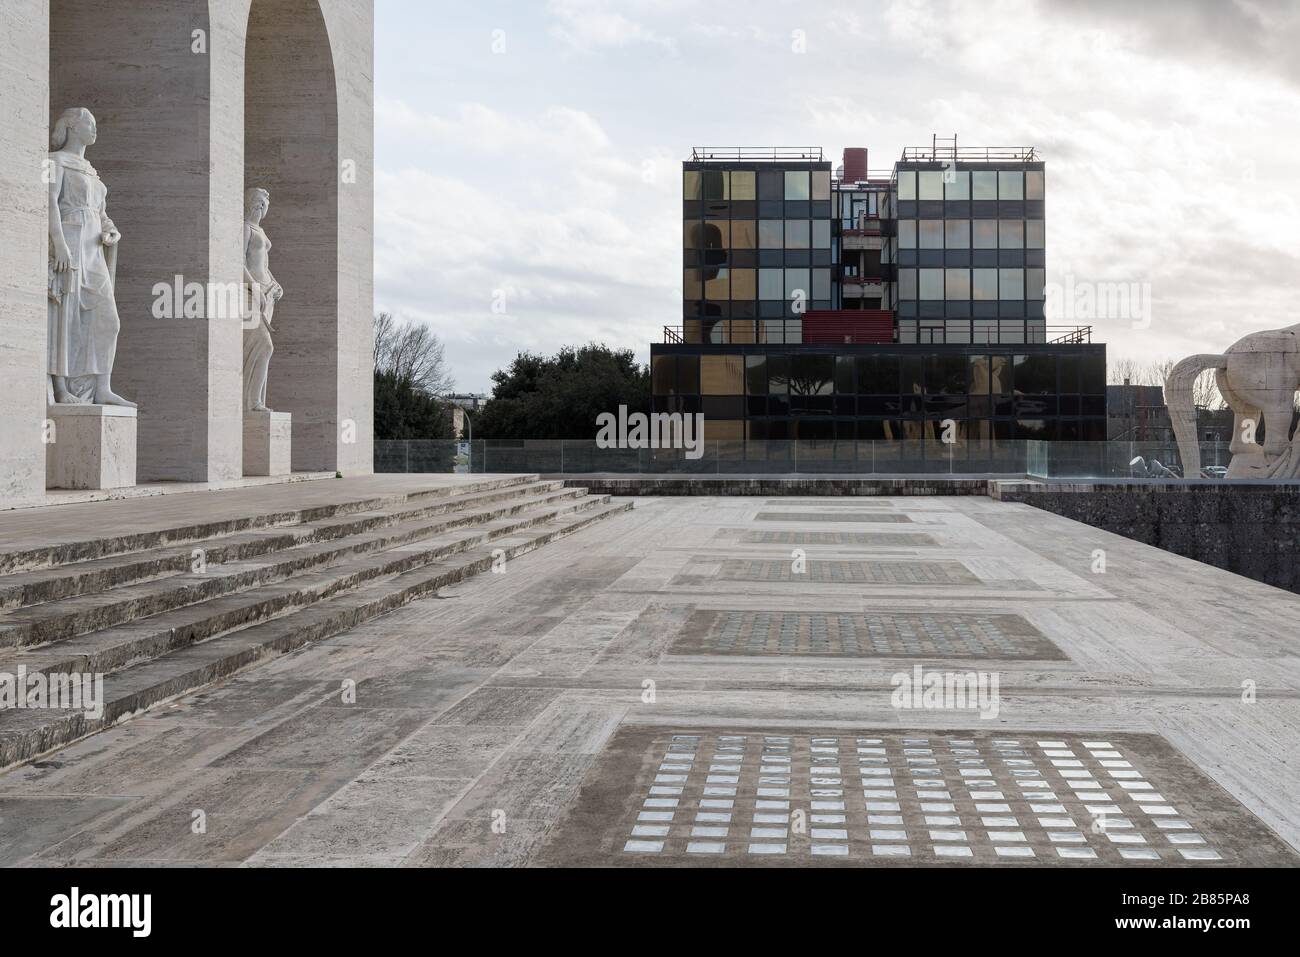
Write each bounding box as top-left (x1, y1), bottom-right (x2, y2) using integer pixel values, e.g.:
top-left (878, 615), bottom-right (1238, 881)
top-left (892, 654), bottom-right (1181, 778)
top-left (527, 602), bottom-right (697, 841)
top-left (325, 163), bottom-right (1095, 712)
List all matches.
top-left (373, 369), bottom-right (453, 440)
top-left (475, 344), bottom-right (649, 439)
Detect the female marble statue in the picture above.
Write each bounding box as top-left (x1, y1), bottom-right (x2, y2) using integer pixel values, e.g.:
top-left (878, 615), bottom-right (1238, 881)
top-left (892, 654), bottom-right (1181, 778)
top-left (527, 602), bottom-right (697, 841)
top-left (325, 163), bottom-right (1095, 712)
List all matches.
top-left (242, 187), bottom-right (283, 412)
top-left (47, 107), bottom-right (134, 406)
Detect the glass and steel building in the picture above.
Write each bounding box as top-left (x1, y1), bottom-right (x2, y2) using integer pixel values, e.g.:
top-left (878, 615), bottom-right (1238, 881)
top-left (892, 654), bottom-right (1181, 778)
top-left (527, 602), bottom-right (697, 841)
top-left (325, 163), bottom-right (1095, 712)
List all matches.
top-left (655, 140), bottom-right (1107, 448)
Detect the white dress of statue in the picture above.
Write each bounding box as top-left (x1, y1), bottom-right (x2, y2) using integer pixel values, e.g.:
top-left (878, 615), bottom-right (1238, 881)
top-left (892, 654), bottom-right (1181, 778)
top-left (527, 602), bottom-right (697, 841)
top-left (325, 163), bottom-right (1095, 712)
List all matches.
top-left (46, 108), bottom-right (134, 406)
top-left (242, 188), bottom-right (283, 412)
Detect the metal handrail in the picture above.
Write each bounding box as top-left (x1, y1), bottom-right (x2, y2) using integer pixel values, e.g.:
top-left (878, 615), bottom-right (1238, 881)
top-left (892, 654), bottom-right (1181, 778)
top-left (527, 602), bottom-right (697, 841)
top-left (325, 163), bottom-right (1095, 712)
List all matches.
top-left (899, 145), bottom-right (1039, 162)
top-left (690, 147), bottom-right (824, 162)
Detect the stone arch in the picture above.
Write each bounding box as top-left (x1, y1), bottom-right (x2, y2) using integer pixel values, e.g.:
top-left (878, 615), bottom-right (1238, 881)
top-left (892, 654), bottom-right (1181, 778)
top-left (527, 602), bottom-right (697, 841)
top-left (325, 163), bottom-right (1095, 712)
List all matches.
top-left (244, 0), bottom-right (340, 472)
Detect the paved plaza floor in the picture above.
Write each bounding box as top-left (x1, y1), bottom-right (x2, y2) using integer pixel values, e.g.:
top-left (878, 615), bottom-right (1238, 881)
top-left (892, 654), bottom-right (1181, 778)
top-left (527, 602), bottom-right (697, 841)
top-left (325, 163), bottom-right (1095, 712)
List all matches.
top-left (2, 493), bottom-right (1298, 867)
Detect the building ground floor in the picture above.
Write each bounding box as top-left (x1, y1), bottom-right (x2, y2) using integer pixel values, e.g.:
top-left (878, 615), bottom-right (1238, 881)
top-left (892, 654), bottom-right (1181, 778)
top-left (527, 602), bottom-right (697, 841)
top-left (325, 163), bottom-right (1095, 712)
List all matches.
top-left (650, 342), bottom-right (1108, 446)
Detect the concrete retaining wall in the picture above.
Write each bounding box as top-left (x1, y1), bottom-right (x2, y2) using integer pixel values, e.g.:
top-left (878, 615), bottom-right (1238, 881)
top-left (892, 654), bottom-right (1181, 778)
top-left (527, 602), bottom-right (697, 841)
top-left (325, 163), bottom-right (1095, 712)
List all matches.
top-left (992, 480), bottom-right (1300, 595)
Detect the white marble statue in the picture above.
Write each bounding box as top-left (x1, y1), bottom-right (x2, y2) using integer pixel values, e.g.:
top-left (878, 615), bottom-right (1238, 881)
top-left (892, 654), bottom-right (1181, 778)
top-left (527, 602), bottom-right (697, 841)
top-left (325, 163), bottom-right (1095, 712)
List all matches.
top-left (46, 107), bottom-right (134, 407)
top-left (1167, 323), bottom-right (1300, 479)
top-left (242, 187), bottom-right (283, 412)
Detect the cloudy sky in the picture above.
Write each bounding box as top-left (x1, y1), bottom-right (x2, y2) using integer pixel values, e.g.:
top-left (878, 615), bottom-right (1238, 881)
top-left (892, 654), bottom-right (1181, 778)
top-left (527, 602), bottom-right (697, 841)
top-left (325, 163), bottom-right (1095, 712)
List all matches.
top-left (375, 0), bottom-right (1300, 393)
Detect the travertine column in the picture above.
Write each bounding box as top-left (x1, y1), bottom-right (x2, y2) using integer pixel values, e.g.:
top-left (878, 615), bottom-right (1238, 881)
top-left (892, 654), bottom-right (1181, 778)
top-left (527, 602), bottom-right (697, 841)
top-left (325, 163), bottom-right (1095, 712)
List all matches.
top-left (0, 0), bottom-right (50, 506)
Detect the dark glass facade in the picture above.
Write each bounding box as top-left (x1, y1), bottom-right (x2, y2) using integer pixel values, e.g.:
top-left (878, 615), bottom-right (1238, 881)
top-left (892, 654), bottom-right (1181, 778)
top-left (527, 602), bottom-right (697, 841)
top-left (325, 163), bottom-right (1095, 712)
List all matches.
top-left (651, 343), bottom-right (1107, 445)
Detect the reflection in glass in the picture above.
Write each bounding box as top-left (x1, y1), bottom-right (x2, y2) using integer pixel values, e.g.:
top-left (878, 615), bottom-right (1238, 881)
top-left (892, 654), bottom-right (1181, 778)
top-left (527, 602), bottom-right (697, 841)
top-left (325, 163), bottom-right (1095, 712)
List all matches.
top-left (918, 170), bottom-right (945, 200)
top-left (811, 170), bottom-right (831, 200)
top-left (919, 220), bottom-right (944, 248)
top-left (1026, 170), bottom-right (1044, 200)
top-left (973, 220), bottom-right (997, 248)
top-left (997, 170), bottom-right (1023, 200)
top-left (784, 268), bottom-right (810, 298)
top-left (919, 268), bottom-right (944, 300)
top-left (704, 268), bottom-right (729, 299)
top-left (972, 171), bottom-right (997, 200)
top-left (898, 268), bottom-right (917, 299)
top-left (683, 171), bottom-right (701, 201)
top-left (759, 219), bottom-right (783, 248)
top-left (730, 268), bottom-right (756, 299)
top-left (784, 220), bottom-right (810, 248)
top-left (972, 268), bottom-right (997, 300)
top-left (998, 268), bottom-right (1024, 300)
top-left (945, 171), bottom-right (969, 200)
top-left (945, 268), bottom-right (970, 300)
top-left (784, 170), bottom-right (810, 200)
top-left (999, 220), bottom-right (1024, 248)
top-left (731, 170), bottom-right (756, 200)
top-left (945, 220), bottom-right (970, 248)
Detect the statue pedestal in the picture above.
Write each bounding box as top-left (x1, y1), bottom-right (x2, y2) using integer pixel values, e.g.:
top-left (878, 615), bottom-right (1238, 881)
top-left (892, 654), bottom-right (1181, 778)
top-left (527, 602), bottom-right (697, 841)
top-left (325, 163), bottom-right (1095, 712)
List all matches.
top-left (46, 404), bottom-right (138, 490)
top-left (243, 410), bottom-right (291, 476)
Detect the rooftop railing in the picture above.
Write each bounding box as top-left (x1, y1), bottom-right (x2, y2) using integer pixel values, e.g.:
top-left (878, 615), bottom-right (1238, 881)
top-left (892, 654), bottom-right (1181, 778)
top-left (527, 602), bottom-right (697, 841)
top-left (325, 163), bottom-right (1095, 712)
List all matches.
top-left (690, 147), bottom-right (824, 162)
top-left (899, 145), bottom-right (1040, 163)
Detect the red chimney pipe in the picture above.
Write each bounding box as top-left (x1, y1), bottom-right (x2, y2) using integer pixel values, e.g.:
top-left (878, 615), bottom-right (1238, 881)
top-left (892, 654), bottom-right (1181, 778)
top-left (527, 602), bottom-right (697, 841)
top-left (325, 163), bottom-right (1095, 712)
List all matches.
top-left (842, 147), bottom-right (868, 183)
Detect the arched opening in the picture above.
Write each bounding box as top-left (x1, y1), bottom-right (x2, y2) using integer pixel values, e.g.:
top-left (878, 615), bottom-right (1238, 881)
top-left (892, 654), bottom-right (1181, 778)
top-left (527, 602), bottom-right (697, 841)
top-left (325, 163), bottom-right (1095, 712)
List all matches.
top-left (244, 0), bottom-right (339, 473)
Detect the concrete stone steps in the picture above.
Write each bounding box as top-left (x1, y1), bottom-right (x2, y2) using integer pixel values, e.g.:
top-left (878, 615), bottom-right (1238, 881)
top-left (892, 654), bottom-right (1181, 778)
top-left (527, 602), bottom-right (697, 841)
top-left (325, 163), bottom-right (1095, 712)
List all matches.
top-left (0, 478), bottom-right (570, 610)
top-left (0, 484), bottom-right (590, 649)
top-left (0, 491), bottom-right (615, 679)
top-left (0, 499), bottom-right (631, 769)
top-left (0, 474), bottom-right (542, 576)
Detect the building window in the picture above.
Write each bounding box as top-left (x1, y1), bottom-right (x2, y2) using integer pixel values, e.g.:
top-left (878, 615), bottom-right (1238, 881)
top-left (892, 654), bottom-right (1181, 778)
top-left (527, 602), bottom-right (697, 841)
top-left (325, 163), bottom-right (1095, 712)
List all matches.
top-left (898, 268), bottom-right (918, 300)
top-left (1026, 170), bottom-right (1045, 200)
top-left (784, 220), bottom-right (810, 248)
top-left (945, 171), bottom-right (969, 200)
top-left (919, 268), bottom-right (944, 300)
top-left (918, 170), bottom-right (945, 200)
top-left (731, 268), bottom-right (756, 299)
top-left (919, 220), bottom-right (944, 249)
top-left (1026, 220), bottom-right (1044, 249)
top-left (731, 220), bottom-right (756, 249)
top-left (759, 219), bottom-right (783, 248)
top-left (945, 268), bottom-right (971, 300)
top-left (785, 268), bottom-right (810, 298)
top-left (998, 170), bottom-right (1023, 200)
top-left (784, 170), bottom-right (810, 200)
top-left (701, 169), bottom-right (728, 201)
top-left (973, 220), bottom-right (997, 249)
top-left (999, 268), bottom-right (1024, 300)
top-left (1026, 268), bottom-right (1045, 300)
top-left (897, 170), bottom-right (917, 201)
top-left (973, 268), bottom-right (998, 300)
top-left (945, 220), bottom-right (970, 248)
top-left (813, 268), bottom-right (832, 299)
top-left (758, 268), bottom-right (782, 299)
top-left (972, 171), bottom-right (997, 200)
top-left (704, 268), bottom-right (729, 299)
top-left (999, 219), bottom-right (1024, 248)
top-left (731, 170), bottom-right (756, 200)
top-left (812, 219), bottom-right (831, 249)
top-left (898, 220), bottom-right (917, 248)
top-left (701, 355), bottom-right (745, 394)
top-left (811, 170), bottom-right (831, 201)
top-left (759, 169), bottom-right (783, 200)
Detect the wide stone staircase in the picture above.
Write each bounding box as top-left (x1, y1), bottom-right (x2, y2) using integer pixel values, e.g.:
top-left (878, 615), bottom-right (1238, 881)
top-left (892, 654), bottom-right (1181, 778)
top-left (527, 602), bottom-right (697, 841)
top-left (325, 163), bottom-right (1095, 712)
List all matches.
top-left (0, 475), bottom-right (630, 769)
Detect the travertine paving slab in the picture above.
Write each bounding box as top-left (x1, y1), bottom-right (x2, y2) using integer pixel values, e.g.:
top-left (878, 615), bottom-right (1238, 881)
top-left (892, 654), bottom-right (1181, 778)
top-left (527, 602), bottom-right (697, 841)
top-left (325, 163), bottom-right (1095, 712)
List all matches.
top-left (670, 610), bottom-right (1066, 660)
